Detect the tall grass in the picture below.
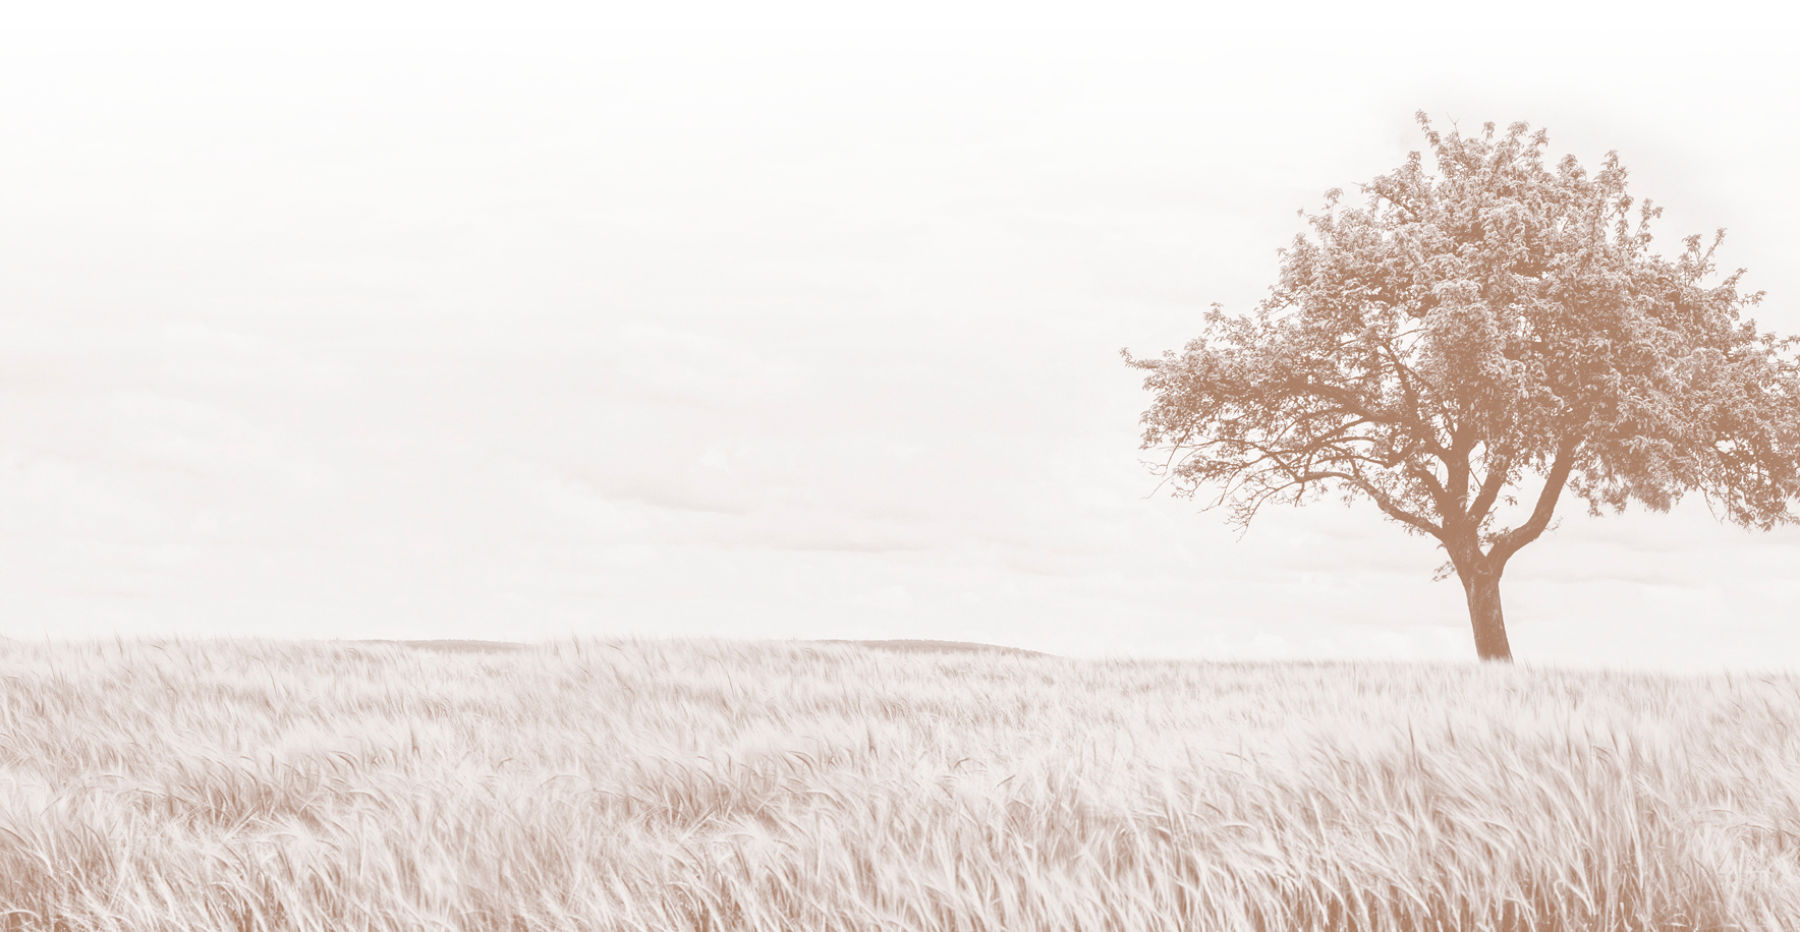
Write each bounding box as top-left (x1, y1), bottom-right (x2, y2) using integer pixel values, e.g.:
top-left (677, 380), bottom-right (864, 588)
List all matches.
top-left (0, 637), bottom-right (1796, 930)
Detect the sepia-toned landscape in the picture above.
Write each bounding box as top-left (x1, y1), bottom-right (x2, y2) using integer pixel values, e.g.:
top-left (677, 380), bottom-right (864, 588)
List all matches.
top-left (7, 12), bottom-right (1800, 932)
top-left (5, 636), bottom-right (1799, 931)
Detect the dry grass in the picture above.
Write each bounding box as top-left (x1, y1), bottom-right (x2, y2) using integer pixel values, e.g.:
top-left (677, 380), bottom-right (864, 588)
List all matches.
top-left (1, 637), bottom-right (1797, 930)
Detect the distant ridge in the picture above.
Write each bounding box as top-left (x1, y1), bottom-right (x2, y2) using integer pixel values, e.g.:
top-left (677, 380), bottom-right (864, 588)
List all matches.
top-left (356, 639), bottom-right (525, 653)
top-left (816, 638), bottom-right (1049, 658)
top-left (350, 637), bottom-right (1048, 658)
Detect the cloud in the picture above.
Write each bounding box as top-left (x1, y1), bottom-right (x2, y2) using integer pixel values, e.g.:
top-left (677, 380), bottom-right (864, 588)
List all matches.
top-left (604, 481), bottom-right (753, 518)
top-left (0, 30), bottom-right (1796, 672)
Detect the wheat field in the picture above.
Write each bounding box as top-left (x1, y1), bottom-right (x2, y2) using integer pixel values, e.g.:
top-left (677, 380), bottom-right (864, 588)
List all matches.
top-left (2, 637), bottom-right (1798, 931)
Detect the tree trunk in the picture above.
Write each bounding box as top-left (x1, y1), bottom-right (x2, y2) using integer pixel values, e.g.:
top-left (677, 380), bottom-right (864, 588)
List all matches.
top-left (1461, 568), bottom-right (1512, 662)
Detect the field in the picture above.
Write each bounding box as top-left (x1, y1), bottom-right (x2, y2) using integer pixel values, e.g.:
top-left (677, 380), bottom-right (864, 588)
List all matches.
top-left (2, 638), bottom-right (1798, 931)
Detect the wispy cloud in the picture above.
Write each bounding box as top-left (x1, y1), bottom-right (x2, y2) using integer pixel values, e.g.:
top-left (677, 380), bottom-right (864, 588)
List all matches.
top-left (0, 29), bottom-right (1795, 669)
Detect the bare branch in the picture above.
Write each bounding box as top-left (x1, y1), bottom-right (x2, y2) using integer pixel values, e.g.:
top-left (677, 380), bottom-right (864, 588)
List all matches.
top-left (1307, 469), bottom-right (1446, 539)
top-left (1488, 437), bottom-right (1581, 566)
top-left (1466, 453), bottom-right (1513, 525)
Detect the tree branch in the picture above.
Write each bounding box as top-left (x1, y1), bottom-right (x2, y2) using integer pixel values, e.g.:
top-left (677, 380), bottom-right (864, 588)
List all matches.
top-left (1488, 437), bottom-right (1581, 566)
top-left (1467, 452), bottom-right (1513, 525)
top-left (1302, 469), bottom-right (1446, 539)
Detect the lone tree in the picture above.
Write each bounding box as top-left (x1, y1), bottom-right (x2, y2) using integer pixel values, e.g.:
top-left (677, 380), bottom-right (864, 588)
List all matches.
top-left (1124, 114), bottom-right (1800, 661)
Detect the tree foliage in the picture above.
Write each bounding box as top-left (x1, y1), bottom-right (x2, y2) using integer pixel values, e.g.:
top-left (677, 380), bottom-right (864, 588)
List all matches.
top-left (1126, 114), bottom-right (1800, 657)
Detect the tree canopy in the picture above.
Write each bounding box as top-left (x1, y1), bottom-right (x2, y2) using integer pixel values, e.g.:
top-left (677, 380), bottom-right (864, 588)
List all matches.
top-left (1125, 114), bottom-right (1800, 660)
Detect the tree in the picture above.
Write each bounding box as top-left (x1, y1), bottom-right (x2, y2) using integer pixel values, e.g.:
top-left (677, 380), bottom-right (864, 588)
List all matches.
top-left (1123, 113), bottom-right (1800, 661)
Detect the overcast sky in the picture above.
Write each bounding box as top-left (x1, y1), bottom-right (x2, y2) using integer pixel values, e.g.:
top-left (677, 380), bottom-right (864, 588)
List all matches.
top-left (2, 14), bottom-right (1796, 669)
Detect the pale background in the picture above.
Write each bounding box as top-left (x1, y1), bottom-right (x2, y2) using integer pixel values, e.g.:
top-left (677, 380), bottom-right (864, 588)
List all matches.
top-left (3, 8), bottom-right (1795, 670)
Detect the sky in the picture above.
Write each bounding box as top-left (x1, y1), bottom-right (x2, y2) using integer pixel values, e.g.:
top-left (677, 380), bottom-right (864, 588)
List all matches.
top-left (2, 12), bottom-right (1797, 669)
